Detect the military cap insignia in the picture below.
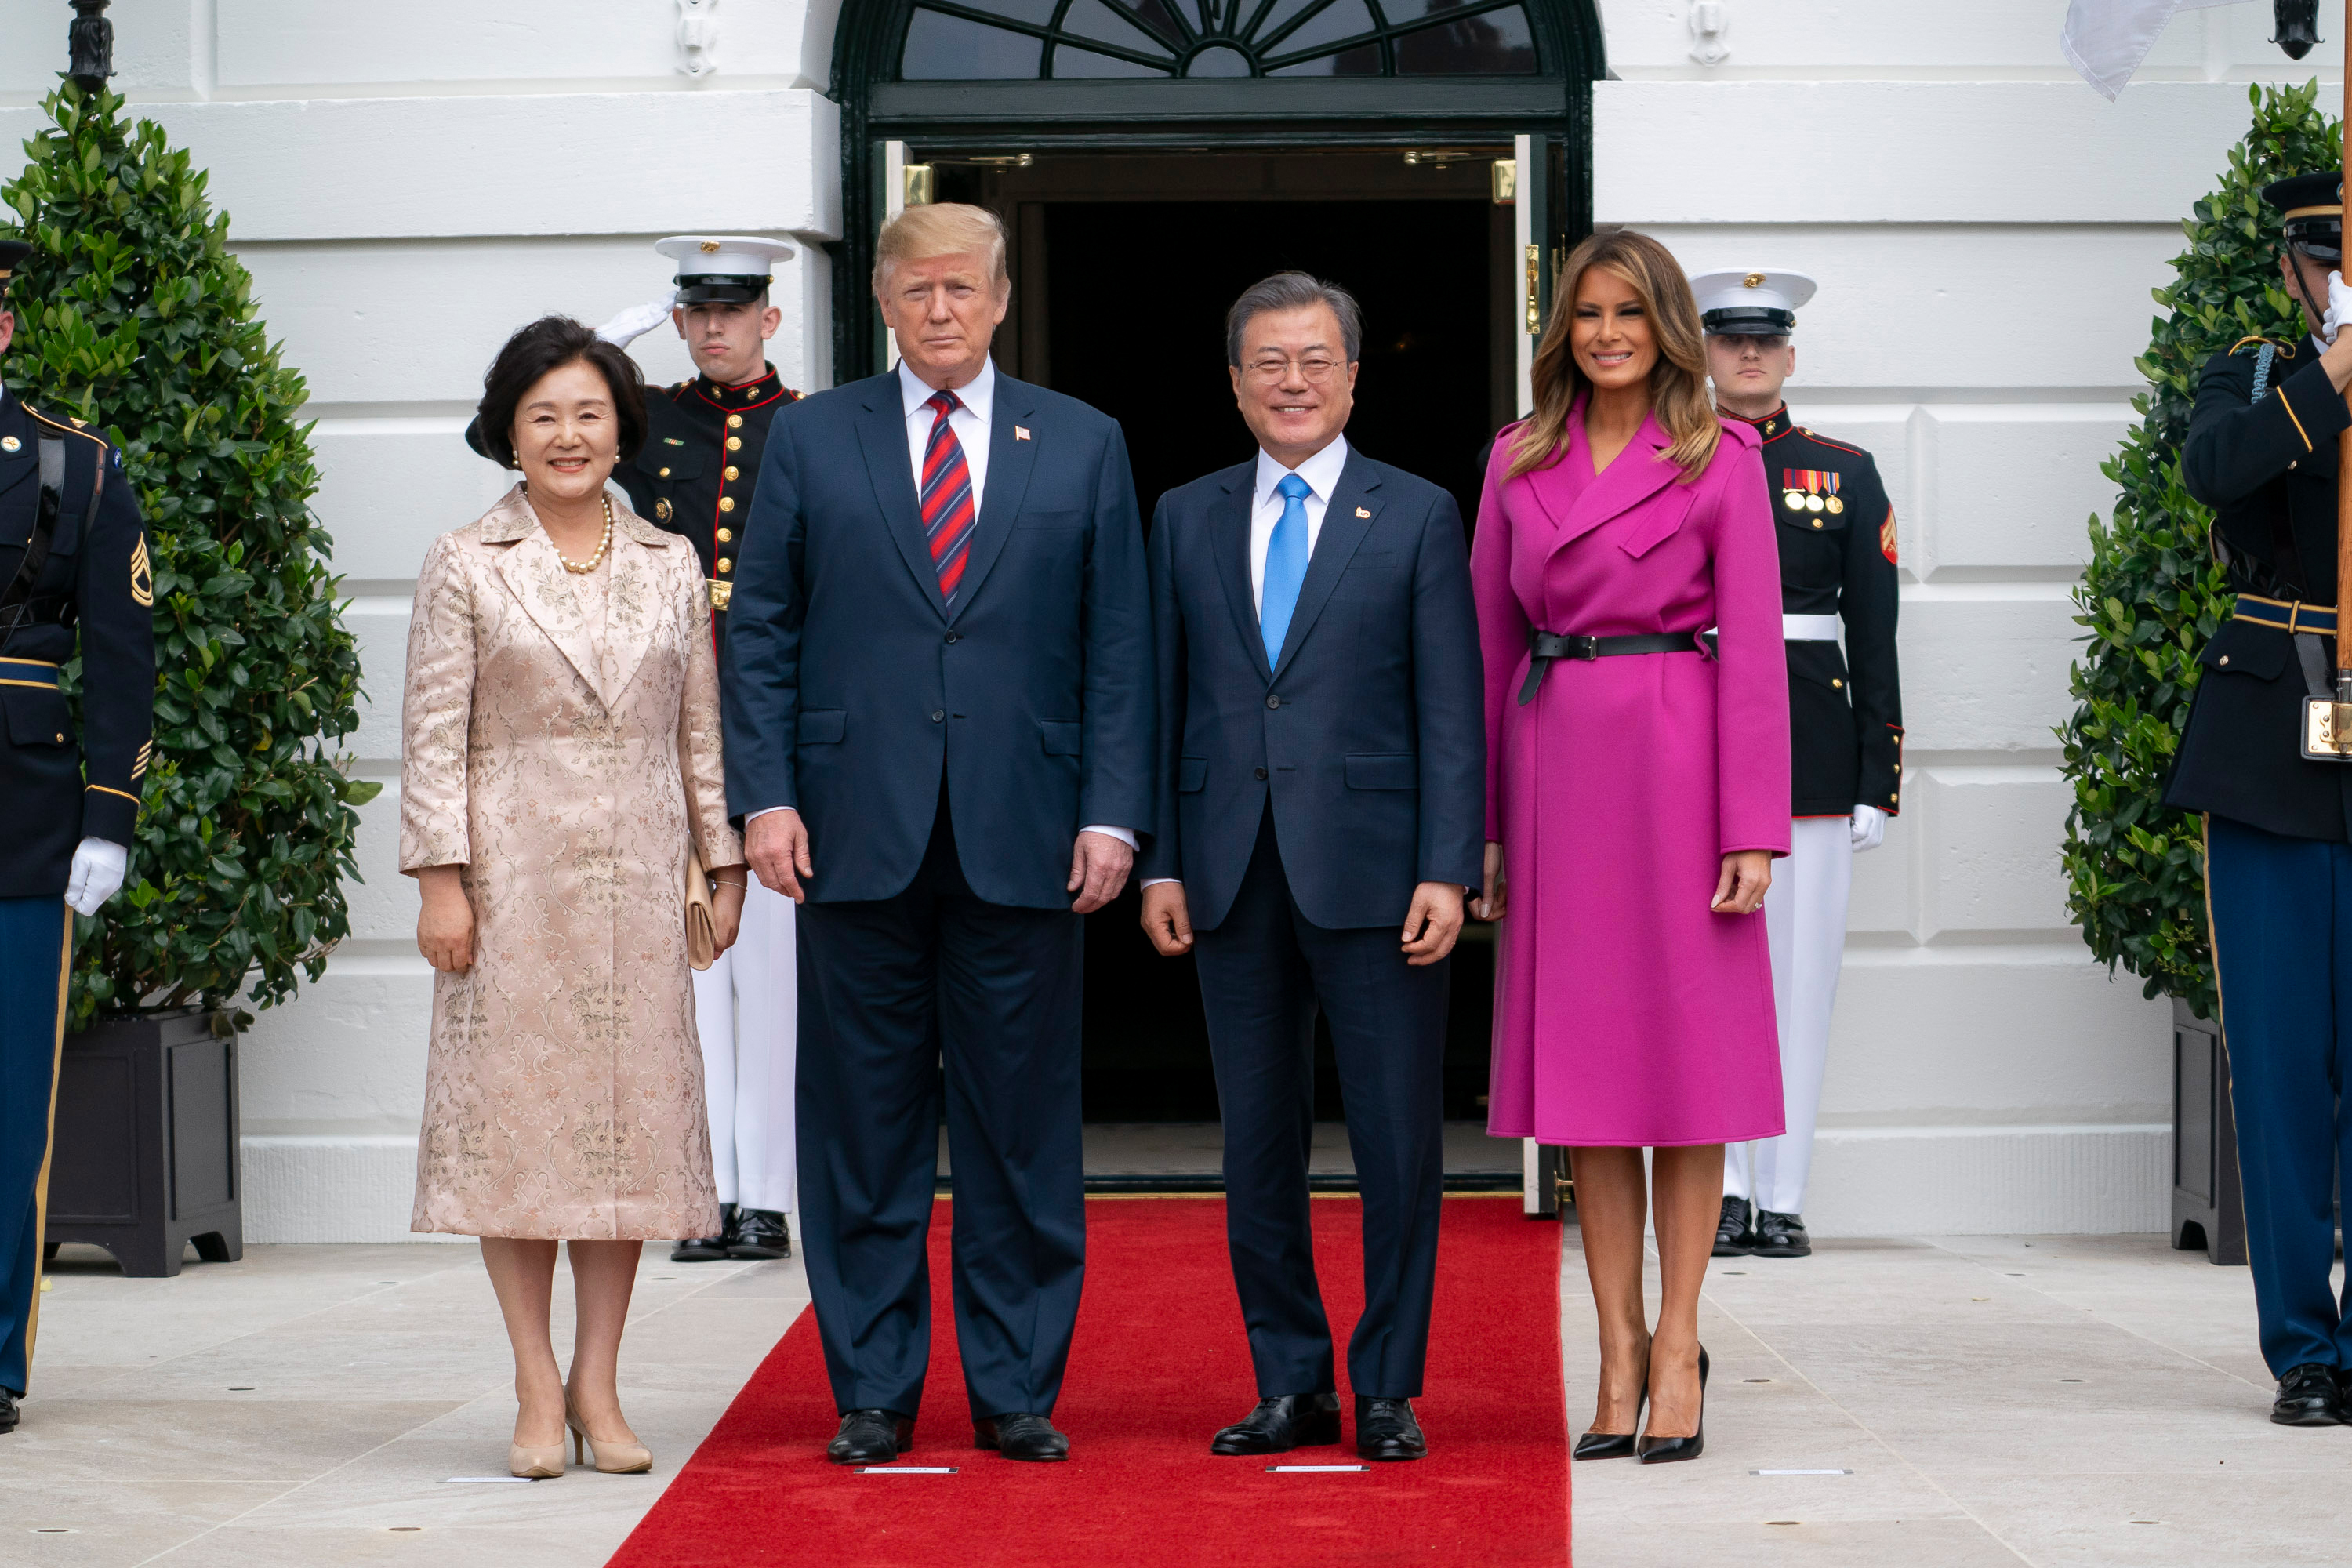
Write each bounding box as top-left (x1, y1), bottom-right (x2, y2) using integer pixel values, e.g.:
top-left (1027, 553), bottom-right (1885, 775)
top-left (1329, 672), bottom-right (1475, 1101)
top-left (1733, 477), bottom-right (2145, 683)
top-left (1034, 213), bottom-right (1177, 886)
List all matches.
top-left (1880, 508), bottom-right (1899, 565)
top-left (129, 535), bottom-right (153, 607)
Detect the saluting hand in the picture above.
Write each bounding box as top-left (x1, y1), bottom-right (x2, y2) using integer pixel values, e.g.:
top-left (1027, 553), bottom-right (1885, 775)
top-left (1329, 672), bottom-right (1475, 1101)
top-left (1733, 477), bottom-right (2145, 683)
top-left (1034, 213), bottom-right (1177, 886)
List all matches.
top-left (1710, 851), bottom-right (1773, 916)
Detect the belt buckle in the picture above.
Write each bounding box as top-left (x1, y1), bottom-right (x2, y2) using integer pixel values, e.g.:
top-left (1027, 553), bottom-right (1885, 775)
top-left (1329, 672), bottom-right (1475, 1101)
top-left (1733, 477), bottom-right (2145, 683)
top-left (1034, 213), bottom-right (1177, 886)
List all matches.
top-left (710, 581), bottom-right (732, 612)
top-left (1568, 635), bottom-right (1599, 661)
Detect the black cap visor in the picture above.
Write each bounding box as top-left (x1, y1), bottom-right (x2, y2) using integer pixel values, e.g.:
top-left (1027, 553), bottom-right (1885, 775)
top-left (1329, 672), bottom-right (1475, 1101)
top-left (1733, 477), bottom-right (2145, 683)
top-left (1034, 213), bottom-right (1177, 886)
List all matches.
top-left (676, 274), bottom-right (771, 306)
top-left (2286, 216), bottom-right (2343, 264)
top-left (1702, 306), bottom-right (1795, 337)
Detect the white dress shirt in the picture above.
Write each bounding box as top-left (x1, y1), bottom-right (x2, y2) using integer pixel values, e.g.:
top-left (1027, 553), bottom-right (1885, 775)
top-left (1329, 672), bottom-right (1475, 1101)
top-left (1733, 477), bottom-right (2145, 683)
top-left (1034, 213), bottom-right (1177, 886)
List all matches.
top-left (1249, 436), bottom-right (1350, 615)
top-left (1141, 437), bottom-right (1351, 889)
top-left (899, 354), bottom-right (994, 514)
top-left (753, 357), bottom-right (1134, 851)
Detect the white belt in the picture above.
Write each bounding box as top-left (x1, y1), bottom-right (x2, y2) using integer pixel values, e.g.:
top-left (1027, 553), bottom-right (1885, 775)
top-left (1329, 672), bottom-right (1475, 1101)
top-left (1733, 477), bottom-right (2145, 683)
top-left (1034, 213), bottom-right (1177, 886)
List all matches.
top-left (1784, 614), bottom-right (1839, 642)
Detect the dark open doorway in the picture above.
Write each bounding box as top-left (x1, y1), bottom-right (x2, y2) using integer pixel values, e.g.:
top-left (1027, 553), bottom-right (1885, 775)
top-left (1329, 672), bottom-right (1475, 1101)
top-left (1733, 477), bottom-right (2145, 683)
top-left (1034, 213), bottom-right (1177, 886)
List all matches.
top-left (926, 150), bottom-right (1508, 1127)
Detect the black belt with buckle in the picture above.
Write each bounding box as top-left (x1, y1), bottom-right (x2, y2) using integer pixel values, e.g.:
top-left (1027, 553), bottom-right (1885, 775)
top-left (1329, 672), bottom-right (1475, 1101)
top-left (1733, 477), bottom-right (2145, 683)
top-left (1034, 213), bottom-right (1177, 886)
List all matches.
top-left (1518, 629), bottom-right (1703, 705)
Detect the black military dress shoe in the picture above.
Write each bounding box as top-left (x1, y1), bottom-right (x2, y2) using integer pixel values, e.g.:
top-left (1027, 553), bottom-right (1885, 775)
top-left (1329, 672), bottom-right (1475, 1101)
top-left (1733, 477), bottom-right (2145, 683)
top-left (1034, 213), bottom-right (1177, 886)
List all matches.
top-left (828, 1408), bottom-right (914, 1464)
top-left (1751, 1210), bottom-right (1812, 1258)
top-left (728, 1207), bottom-right (791, 1260)
top-left (2273, 1363), bottom-right (2344, 1425)
top-left (1354, 1396), bottom-right (1427, 1461)
top-left (1211, 1392), bottom-right (1342, 1454)
top-left (671, 1202), bottom-right (735, 1263)
top-left (975, 1411), bottom-right (1069, 1461)
top-left (1712, 1196), bottom-right (1755, 1258)
top-left (0, 1387), bottom-right (19, 1434)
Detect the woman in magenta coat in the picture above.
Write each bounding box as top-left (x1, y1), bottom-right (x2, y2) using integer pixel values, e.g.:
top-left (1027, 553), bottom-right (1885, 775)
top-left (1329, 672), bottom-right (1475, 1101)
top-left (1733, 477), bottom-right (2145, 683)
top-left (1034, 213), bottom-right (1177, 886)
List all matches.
top-left (1472, 229), bottom-right (1789, 1465)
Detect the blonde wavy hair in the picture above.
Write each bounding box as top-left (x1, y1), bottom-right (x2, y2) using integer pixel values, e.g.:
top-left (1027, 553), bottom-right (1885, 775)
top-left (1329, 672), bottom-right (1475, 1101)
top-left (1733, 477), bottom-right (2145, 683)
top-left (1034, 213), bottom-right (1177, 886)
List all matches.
top-left (1506, 227), bottom-right (1720, 485)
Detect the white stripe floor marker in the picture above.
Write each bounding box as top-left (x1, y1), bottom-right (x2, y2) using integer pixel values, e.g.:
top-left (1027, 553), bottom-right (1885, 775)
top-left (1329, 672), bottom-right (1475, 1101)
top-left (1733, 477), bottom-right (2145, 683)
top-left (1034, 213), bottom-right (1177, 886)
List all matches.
top-left (858, 1465), bottom-right (959, 1474)
top-left (1750, 1469), bottom-right (1851, 1476)
top-left (1267, 1465), bottom-right (1369, 1472)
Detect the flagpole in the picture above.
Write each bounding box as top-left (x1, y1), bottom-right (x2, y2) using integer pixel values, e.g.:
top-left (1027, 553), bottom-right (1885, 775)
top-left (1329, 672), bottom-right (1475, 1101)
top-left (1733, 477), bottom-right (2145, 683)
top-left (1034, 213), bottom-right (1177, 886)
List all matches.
top-left (2339, 16), bottom-right (2352, 713)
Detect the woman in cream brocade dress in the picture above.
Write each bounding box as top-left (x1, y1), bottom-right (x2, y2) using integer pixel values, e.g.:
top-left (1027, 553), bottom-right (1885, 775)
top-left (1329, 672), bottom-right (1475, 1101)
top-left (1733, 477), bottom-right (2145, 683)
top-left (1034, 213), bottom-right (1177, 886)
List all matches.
top-left (400, 482), bottom-right (739, 1240)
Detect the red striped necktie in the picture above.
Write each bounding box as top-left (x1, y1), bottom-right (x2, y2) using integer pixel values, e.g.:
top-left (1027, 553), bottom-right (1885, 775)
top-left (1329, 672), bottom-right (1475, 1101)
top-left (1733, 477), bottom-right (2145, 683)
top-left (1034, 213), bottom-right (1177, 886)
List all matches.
top-left (920, 389), bottom-right (977, 604)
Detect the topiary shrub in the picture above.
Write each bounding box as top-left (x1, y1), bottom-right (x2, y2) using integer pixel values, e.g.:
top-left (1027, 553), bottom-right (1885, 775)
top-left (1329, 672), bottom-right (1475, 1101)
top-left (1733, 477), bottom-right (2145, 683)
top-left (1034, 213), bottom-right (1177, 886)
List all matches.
top-left (2059, 80), bottom-right (2339, 1019)
top-left (1, 81), bottom-right (376, 1030)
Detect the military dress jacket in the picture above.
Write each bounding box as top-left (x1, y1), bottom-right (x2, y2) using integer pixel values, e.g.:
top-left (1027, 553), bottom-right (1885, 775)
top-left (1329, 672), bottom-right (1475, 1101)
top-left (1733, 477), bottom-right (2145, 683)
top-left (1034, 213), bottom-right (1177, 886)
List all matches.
top-left (0, 388), bottom-right (155, 899)
top-left (615, 365), bottom-right (798, 631)
top-left (1726, 406), bottom-right (1904, 818)
top-left (2169, 334), bottom-right (2352, 842)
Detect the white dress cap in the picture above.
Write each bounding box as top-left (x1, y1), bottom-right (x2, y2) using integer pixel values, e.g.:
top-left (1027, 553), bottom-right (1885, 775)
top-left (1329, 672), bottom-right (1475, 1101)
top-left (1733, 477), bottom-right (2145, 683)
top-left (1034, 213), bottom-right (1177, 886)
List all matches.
top-left (653, 235), bottom-right (797, 303)
top-left (1690, 268), bottom-right (1818, 336)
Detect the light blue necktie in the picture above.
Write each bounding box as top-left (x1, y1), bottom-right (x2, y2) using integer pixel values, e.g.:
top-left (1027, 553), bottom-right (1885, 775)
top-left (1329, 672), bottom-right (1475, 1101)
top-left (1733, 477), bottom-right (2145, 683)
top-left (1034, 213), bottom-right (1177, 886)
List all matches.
top-left (1261, 472), bottom-right (1312, 666)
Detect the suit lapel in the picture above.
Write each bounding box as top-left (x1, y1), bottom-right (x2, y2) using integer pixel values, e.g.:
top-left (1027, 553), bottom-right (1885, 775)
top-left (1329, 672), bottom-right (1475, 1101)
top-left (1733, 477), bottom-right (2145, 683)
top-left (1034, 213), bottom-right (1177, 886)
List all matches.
top-left (1544, 413), bottom-right (1676, 559)
top-left (1211, 466), bottom-right (1269, 684)
top-left (1270, 452), bottom-right (1381, 680)
top-left (855, 377), bottom-right (948, 622)
top-left (946, 376), bottom-right (1039, 623)
top-left (488, 493), bottom-right (610, 707)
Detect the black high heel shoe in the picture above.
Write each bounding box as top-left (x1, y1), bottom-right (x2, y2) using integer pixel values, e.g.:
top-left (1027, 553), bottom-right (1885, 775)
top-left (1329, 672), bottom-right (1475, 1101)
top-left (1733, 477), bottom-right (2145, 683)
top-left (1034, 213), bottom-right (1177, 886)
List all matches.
top-left (1635, 1345), bottom-right (1708, 1464)
top-left (1573, 1347), bottom-right (1650, 1461)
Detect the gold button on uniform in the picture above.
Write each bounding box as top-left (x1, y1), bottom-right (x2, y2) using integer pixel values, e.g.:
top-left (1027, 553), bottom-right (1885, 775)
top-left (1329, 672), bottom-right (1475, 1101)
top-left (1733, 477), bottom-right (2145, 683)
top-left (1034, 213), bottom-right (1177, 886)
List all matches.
top-left (1831, 678), bottom-right (1844, 689)
top-left (719, 497), bottom-right (735, 513)
top-left (717, 557), bottom-right (733, 573)
top-left (727, 437), bottom-right (742, 451)
top-left (724, 466), bottom-right (739, 481)
top-left (659, 466), bottom-right (671, 477)
top-left (717, 528), bottom-right (733, 543)
top-left (728, 415), bottom-right (743, 430)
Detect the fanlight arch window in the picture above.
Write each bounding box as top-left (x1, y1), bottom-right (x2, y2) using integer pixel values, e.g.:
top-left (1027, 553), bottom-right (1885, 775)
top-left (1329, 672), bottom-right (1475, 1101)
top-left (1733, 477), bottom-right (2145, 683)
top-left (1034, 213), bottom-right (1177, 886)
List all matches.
top-left (898, 0), bottom-right (1541, 80)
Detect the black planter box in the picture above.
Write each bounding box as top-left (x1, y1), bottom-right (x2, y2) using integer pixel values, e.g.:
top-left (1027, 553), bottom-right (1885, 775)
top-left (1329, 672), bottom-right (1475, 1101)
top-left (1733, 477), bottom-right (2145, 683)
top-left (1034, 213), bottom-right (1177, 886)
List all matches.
top-left (2172, 995), bottom-right (2245, 1266)
top-left (43, 1008), bottom-right (242, 1278)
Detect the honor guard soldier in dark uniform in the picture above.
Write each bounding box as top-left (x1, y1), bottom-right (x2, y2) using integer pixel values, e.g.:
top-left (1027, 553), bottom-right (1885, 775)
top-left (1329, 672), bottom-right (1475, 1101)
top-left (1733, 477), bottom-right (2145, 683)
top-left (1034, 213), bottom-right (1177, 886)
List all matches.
top-left (1693, 269), bottom-right (1903, 1265)
top-left (0, 237), bottom-right (156, 1434)
top-left (470, 236), bottom-right (805, 1268)
top-left (2170, 172), bottom-right (2352, 1427)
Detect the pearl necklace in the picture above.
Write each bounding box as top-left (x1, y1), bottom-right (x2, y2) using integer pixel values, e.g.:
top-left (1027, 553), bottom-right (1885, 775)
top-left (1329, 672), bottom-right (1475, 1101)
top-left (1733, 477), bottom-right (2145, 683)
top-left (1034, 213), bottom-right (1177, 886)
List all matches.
top-left (556, 495), bottom-right (615, 574)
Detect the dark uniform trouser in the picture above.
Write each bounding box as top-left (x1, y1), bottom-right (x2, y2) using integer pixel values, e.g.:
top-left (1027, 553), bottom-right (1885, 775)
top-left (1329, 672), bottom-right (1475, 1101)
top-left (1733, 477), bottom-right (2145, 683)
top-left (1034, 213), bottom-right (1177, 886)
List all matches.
top-left (2207, 813), bottom-right (2352, 1374)
top-left (793, 790), bottom-right (1087, 1423)
top-left (0, 898), bottom-right (69, 1396)
top-left (1192, 808), bottom-right (1448, 1400)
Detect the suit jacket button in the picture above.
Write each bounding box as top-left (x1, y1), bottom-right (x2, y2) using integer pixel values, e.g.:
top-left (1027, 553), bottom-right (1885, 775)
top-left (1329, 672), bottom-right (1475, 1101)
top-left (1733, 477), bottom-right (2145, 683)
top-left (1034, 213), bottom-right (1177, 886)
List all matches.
top-left (931, 710), bottom-right (945, 723)
top-left (1254, 766), bottom-right (1268, 780)
top-left (1266, 695), bottom-right (1280, 709)
top-left (945, 631), bottom-right (960, 644)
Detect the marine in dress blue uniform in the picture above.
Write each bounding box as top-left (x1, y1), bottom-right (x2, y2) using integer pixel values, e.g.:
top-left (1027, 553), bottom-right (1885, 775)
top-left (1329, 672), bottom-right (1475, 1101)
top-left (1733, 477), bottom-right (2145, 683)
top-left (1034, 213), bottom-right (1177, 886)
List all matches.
top-left (2169, 172), bottom-right (2352, 1425)
top-left (1693, 270), bottom-right (1904, 1263)
top-left (0, 238), bottom-right (156, 1432)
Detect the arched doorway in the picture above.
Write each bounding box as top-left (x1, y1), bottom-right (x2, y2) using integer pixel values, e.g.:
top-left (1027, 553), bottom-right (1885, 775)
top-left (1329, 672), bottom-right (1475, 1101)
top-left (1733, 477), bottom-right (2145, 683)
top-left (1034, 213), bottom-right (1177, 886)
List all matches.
top-left (831, 0), bottom-right (1602, 1173)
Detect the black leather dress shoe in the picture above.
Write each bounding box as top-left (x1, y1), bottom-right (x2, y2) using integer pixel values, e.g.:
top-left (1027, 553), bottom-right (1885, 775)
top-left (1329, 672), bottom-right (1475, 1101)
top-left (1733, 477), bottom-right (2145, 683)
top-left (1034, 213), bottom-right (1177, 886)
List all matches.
top-left (1712, 1196), bottom-right (1754, 1258)
top-left (1211, 1392), bottom-right (1341, 1454)
top-left (0, 1387), bottom-right (19, 1435)
top-left (2273, 1363), bottom-right (2343, 1425)
top-left (1355, 1396), bottom-right (1426, 1461)
top-left (1636, 1345), bottom-right (1708, 1464)
top-left (975, 1411), bottom-right (1069, 1461)
top-left (671, 1203), bottom-right (735, 1263)
top-left (728, 1207), bottom-right (791, 1261)
top-left (1752, 1210), bottom-right (1812, 1258)
top-left (828, 1408), bottom-right (914, 1464)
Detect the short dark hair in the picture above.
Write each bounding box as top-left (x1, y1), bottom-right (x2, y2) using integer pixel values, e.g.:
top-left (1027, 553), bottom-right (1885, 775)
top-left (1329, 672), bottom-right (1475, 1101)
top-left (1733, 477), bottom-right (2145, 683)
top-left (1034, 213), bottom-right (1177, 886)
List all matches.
top-left (1225, 272), bottom-right (1363, 368)
top-left (475, 314), bottom-right (648, 470)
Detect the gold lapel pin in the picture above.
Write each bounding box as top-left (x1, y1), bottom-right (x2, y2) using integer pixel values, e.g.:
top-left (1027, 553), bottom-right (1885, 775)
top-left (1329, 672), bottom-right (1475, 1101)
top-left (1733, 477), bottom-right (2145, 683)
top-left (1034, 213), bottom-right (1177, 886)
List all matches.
top-left (1014, 426), bottom-right (1032, 441)
top-left (1355, 506), bottom-right (1371, 518)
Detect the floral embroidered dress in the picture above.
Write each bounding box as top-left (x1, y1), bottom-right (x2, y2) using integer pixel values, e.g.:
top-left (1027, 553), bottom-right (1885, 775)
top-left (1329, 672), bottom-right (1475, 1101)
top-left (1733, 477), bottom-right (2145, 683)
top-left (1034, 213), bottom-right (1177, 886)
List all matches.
top-left (399, 486), bottom-right (741, 1238)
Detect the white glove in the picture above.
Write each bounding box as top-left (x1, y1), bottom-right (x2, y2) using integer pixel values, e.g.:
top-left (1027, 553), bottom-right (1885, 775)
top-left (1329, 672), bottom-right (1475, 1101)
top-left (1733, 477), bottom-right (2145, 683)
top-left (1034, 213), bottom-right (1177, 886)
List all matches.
top-left (2322, 270), bottom-right (2352, 347)
top-left (66, 837), bottom-right (129, 916)
top-left (1849, 804), bottom-right (1888, 854)
top-left (594, 288), bottom-right (681, 349)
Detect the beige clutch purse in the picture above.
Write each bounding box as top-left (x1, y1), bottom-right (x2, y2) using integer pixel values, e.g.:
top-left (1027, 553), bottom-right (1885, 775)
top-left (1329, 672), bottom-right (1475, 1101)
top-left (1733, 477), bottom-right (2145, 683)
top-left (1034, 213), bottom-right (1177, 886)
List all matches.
top-left (684, 846), bottom-right (717, 971)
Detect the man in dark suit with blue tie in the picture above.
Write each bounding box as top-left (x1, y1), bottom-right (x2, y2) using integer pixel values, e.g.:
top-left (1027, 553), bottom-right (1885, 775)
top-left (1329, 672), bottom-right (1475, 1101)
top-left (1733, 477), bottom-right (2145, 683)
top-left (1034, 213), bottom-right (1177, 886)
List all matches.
top-left (723, 204), bottom-right (1152, 1466)
top-left (1139, 273), bottom-right (1484, 1462)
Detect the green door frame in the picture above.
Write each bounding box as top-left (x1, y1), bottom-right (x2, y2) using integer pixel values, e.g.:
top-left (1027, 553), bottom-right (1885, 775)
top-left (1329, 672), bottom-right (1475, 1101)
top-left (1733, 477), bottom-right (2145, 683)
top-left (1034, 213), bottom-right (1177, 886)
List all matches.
top-left (828, 0), bottom-right (1604, 382)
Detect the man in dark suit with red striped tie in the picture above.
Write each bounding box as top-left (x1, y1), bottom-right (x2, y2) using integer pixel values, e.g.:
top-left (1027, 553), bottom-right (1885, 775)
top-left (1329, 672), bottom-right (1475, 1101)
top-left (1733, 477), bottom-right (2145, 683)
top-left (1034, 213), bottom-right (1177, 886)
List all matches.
top-left (722, 203), bottom-right (1152, 1468)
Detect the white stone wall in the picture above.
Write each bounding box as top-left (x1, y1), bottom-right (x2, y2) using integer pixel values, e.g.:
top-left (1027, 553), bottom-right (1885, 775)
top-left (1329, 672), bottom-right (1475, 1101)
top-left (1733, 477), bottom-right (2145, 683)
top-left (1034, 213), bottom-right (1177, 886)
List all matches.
top-left (0, 0), bottom-right (2332, 1238)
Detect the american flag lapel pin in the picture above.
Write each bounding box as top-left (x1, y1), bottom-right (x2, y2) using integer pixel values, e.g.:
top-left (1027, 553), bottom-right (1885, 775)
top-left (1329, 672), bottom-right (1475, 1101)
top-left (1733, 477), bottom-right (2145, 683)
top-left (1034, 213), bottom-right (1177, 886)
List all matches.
top-left (1355, 506), bottom-right (1371, 518)
top-left (1014, 426), bottom-right (1032, 441)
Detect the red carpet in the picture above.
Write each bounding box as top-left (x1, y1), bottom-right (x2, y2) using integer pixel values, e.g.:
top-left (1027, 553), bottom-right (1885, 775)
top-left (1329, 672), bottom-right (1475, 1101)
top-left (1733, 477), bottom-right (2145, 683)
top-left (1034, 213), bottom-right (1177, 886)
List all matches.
top-left (608, 1195), bottom-right (1569, 1567)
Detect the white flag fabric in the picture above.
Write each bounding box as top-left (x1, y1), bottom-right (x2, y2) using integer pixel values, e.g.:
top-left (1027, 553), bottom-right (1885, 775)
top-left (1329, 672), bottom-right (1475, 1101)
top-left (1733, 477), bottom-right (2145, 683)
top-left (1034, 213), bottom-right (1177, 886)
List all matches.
top-left (2063, 0), bottom-right (2249, 99)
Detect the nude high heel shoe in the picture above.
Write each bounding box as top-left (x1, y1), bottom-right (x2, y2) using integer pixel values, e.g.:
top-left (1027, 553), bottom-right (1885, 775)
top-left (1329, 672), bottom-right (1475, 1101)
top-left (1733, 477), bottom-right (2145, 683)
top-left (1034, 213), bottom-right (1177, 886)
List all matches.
top-left (566, 1393), bottom-right (653, 1475)
top-left (508, 1438), bottom-right (566, 1479)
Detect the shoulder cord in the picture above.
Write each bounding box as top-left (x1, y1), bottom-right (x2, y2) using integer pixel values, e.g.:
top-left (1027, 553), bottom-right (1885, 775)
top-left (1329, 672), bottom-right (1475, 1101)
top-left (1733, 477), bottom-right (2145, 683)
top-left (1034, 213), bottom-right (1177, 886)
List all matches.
top-left (2250, 342), bottom-right (2278, 403)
